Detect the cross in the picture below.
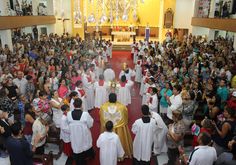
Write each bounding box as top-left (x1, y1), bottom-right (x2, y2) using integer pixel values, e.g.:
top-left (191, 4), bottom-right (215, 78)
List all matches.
top-left (57, 18), bottom-right (70, 34)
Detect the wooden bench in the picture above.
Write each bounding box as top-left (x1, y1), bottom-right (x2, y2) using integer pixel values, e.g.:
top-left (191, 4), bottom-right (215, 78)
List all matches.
top-left (33, 151), bottom-right (53, 165)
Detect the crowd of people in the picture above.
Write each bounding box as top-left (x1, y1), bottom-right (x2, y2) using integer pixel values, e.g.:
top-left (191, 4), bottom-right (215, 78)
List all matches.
top-left (0, 31), bottom-right (236, 165)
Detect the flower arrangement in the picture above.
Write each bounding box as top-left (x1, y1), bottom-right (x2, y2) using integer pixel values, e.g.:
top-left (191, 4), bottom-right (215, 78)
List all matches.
top-left (136, 15), bottom-right (140, 25)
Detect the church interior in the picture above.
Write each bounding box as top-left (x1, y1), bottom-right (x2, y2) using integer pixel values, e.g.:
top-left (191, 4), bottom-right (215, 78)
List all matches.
top-left (1, 0), bottom-right (236, 165)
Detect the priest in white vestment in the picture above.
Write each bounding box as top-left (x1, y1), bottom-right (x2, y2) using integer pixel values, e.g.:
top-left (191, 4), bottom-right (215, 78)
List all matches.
top-left (104, 63), bottom-right (115, 82)
top-left (67, 98), bottom-right (95, 165)
top-left (82, 68), bottom-right (96, 111)
top-left (140, 69), bottom-right (153, 97)
top-left (97, 121), bottom-right (124, 165)
top-left (108, 40), bottom-right (113, 58)
top-left (94, 75), bottom-right (108, 121)
top-left (132, 105), bottom-right (157, 165)
top-left (119, 64), bottom-right (136, 80)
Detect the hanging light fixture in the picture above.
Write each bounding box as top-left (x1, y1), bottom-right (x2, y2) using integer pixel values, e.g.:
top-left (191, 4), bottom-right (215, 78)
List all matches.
top-left (101, 0), bottom-right (107, 22)
top-left (54, 0), bottom-right (57, 16)
top-left (83, 0), bottom-right (87, 22)
top-left (61, 0), bottom-right (65, 19)
top-left (122, 0), bottom-right (128, 22)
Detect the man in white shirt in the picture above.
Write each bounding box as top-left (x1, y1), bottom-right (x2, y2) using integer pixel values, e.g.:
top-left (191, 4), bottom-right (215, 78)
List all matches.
top-left (104, 63), bottom-right (115, 82)
top-left (119, 63), bottom-right (136, 80)
top-left (0, 50), bottom-right (7, 62)
top-left (97, 121), bottom-right (124, 165)
top-left (166, 85), bottom-right (183, 124)
top-left (179, 132), bottom-right (217, 165)
top-left (132, 105), bottom-right (157, 165)
top-left (13, 71), bottom-right (28, 99)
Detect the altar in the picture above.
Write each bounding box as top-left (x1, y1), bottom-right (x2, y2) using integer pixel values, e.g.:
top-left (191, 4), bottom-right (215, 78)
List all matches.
top-left (111, 31), bottom-right (136, 42)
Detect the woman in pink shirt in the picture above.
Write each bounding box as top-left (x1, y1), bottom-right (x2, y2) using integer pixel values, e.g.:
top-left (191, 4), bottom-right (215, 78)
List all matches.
top-left (70, 69), bottom-right (81, 90)
top-left (58, 79), bottom-right (70, 101)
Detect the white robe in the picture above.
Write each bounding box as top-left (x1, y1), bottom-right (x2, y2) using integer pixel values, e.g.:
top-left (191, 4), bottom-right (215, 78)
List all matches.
top-left (82, 74), bottom-right (95, 110)
top-left (75, 87), bottom-right (88, 112)
top-left (142, 83), bottom-right (156, 105)
top-left (139, 70), bottom-right (149, 96)
top-left (67, 110), bottom-right (93, 154)
top-left (104, 68), bottom-right (115, 82)
top-left (97, 132), bottom-right (124, 165)
top-left (51, 98), bottom-right (63, 128)
top-left (151, 112), bottom-right (168, 154)
top-left (117, 80), bottom-right (134, 106)
top-left (148, 94), bottom-right (158, 113)
top-left (132, 118), bottom-right (157, 162)
top-left (135, 60), bottom-right (142, 83)
top-left (91, 59), bottom-right (101, 81)
top-left (103, 50), bottom-right (108, 62)
top-left (60, 114), bottom-right (70, 143)
top-left (108, 43), bottom-right (113, 58)
top-left (119, 69), bottom-right (136, 80)
top-left (93, 81), bottom-right (108, 108)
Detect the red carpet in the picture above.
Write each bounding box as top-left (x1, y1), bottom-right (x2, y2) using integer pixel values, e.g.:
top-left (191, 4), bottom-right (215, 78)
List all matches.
top-left (87, 51), bottom-right (155, 165)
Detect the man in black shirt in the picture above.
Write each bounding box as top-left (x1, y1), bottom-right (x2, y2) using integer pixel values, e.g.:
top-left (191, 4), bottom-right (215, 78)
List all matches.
top-left (6, 121), bottom-right (40, 165)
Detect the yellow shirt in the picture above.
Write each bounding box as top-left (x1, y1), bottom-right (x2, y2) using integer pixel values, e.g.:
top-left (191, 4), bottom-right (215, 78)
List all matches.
top-left (231, 75), bottom-right (236, 88)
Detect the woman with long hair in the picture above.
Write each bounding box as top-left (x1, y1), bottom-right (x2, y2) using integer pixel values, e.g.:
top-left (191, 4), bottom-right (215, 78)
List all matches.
top-left (43, 76), bottom-right (53, 100)
top-left (0, 87), bottom-right (15, 122)
top-left (205, 94), bottom-right (221, 123)
top-left (70, 69), bottom-right (81, 90)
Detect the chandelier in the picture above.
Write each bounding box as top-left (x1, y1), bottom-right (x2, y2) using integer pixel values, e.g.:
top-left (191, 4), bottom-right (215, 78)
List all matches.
top-left (84, 0), bottom-right (146, 29)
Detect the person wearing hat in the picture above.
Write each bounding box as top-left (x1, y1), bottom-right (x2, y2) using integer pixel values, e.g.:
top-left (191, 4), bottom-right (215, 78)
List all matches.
top-left (225, 91), bottom-right (236, 120)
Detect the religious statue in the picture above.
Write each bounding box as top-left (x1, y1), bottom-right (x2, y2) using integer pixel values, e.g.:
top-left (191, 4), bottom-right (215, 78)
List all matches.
top-left (165, 29), bottom-right (172, 42)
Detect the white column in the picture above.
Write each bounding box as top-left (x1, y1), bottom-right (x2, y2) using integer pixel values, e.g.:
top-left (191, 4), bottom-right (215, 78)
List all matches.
top-left (159, 0), bottom-right (164, 41)
top-left (32, 0), bottom-right (38, 15)
top-left (234, 33), bottom-right (236, 50)
top-left (0, 0), bottom-right (9, 16)
top-left (0, 30), bottom-right (13, 51)
top-left (0, 0), bottom-right (13, 51)
top-left (209, 0), bottom-right (216, 18)
top-left (189, 0), bottom-right (200, 34)
top-left (207, 28), bottom-right (215, 42)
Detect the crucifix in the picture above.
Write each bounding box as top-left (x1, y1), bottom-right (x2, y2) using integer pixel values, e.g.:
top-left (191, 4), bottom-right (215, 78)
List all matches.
top-left (57, 18), bottom-right (70, 34)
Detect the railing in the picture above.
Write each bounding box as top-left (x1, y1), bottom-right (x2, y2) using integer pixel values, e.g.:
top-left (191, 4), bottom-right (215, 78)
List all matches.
top-left (191, 17), bottom-right (236, 32)
top-left (0, 15), bottom-right (56, 30)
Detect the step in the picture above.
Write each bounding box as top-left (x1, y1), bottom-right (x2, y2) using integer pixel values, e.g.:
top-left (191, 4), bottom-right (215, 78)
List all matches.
top-left (112, 45), bottom-right (131, 51)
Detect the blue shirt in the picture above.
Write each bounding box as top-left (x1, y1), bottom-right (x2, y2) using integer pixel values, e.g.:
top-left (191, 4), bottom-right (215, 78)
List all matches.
top-left (18, 101), bottom-right (26, 128)
top-left (28, 52), bottom-right (36, 59)
top-left (6, 136), bottom-right (34, 165)
top-left (217, 86), bottom-right (228, 109)
top-left (160, 88), bottom-right (173, 107)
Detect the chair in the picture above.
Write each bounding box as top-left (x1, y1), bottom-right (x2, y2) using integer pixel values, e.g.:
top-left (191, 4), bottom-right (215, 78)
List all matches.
top-left (102, 31), bottom-right (107, 35)
top-left (150, 33), bottom-right (155, 37)
top-left (141, 32), bottom-right (145, 36)
top-left (33, 151), bottom-right (53, 165)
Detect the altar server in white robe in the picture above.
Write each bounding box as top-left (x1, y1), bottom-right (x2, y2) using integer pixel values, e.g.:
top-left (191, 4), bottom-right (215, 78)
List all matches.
top-left (135, 55), bottom-right (142, 83)
top-left (108, 40), bottom-right (113, 58)
top-left (117, 75), bottom-right (134, 118)
top-left (94, 74), bottom-right (108, 121)
top-left (97, 121), bottom-right (124, 165)
top-left (89, 64), bottom-right (96, 80)
top-left (142, 77), bottom-right (156, 105)
top-left (60, 105), bottom-right (72, 157)
top-left (82, 68), bottom-right (96, 111)
top-left (104, 63), bottom-right (115, 82)
top-left (102, 46), bottom-right (108, 62)
top-left (119, 63), bottom-right (136, 80)
top-left (91, 55), bottom-right (101, 81)
top-left (69, 91), bottom-right (79, 112)
top-left (117, 75), bottom-right (134, 107)
top-left (151, 111), bottom-right (168, 155)
top-left (147, 87), bottom-right (158, 113)
top-left (134, 44), bottom-right (139, 64)
top-left (132, 105), bottom-right (157, 165)
top-left (67, 98), bottom-right (95, 165)
top-left (131, 41), bottom-right (136, 60)
top-left (75, 80), bottom-right (88, 112)
top-left (140, 68), bottom-right (152, 97)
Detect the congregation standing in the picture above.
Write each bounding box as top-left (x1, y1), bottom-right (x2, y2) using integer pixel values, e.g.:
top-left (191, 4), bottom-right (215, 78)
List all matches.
top-left (0, 31), bottom-right (236, 165)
